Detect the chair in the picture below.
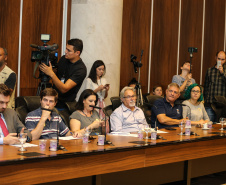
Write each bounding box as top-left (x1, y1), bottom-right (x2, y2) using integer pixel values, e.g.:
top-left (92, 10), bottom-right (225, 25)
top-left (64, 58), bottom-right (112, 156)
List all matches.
top-left (211, 96), bottom-right (226, 122)
top-left (15, 96), bottom-right (41, 124)
top-left (110, 96), bottom-right (121, 111)
top-left (146, 95), bottom-right (163, 106)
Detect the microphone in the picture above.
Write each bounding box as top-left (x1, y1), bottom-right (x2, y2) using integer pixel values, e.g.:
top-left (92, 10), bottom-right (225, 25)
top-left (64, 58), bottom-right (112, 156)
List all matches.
top-left (30, 44), bottom-right (39, 49)
top-left (152, 104), bottom-right (158, 131)
top-left (175, 102), bottom-right (191, 120)
top-left (89, 105), bottom-right (102, 109)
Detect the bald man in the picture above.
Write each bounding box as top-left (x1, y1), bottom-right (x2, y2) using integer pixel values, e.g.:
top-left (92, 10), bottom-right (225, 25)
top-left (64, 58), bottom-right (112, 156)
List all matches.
top-left (204, 51), bottom-right (226, 122)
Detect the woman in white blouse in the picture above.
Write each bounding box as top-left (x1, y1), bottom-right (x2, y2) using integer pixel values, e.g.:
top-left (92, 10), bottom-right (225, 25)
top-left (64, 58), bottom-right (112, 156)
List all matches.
top-left (85, 60), bottom-right (109, 118)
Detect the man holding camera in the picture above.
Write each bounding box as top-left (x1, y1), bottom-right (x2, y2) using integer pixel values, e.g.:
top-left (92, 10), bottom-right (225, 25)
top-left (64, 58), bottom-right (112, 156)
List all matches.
top-left (203, 51), bottom-right (226, 122)
top-left (39, 38), bottom-right (87, 109)
top-left (172, 61), bottom-right (196, 92)
top-left (0, 47), bottom-right (16, 109)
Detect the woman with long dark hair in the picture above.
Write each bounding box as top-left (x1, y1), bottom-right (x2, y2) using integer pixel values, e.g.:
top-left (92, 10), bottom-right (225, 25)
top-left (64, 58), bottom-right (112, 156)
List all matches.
top-left (85, 60), bottom-right (109, 118)
top-left (70, 89), bottom-right (105, 137)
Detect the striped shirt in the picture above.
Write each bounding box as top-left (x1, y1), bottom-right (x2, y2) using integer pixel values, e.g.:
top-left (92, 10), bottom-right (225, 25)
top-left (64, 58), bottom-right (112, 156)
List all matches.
top-left (25, 108), bottom-right (69, 139)
top-left (204, 64), bottom-right (226, 104)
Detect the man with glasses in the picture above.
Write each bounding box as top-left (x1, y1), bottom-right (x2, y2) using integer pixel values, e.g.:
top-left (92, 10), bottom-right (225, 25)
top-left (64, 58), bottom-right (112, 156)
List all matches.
top-left (151, 83), bottom-right (185, 129)
top-left (204, 51), bottom-right (226, 122)
top-left (110, 86), bottom-right (147, 132)
top-left (39, 38), bottom-right (87, 110)
top-left (25, 88), bottom-right (71, 140)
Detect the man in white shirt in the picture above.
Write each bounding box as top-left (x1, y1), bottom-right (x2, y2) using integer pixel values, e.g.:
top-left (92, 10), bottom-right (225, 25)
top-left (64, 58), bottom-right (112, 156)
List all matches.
top-left (110, 86), bottom-right (147, 132)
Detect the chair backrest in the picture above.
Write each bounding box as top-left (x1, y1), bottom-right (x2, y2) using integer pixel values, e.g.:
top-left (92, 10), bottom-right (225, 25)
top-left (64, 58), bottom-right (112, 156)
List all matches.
top-left (15, 96), bottom-right (41, 124)
top-left (110, 96), bottom-right (121, 111)
top-left (146, 95), bottom-right (163, 106)
top-left (212, 96), bottom-right (226, 122)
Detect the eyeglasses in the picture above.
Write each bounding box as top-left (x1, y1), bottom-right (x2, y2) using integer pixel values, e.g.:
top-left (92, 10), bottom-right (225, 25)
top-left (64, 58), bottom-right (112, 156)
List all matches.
top-left (168, 90), bottom-right (179, 95)
top-left (191, 90), bottom-right (201, 93)
top-left (123, 95), bottom-right (137, 99)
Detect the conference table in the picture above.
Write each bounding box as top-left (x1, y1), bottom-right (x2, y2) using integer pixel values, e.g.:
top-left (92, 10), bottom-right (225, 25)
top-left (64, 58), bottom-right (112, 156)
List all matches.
top-left (0, 125), bottom-right (226, 185)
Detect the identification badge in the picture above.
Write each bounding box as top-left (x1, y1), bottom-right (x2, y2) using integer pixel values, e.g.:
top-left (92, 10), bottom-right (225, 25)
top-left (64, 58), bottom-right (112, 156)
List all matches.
top-left (61, 77), bottom-right (65, 83)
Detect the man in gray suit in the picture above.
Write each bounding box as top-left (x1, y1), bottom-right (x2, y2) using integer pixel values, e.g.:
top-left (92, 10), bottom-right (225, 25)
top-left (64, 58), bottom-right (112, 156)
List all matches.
top-left (0, 84), bottom-right (32, 145)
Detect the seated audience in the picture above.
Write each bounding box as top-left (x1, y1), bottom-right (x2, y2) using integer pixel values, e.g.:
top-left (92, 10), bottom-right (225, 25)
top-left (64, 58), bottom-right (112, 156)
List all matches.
top-left (151, 83), bottom-right (185, 129)
top-left (70, 89), bottom-right (105, 137)
top-left (0, 84), bottom-right (31, 144)
top-left (182, 84), bottom-right (209, 125)
top-left (172, 61), bottom-right (196, 92)
top-left (25, 88), bottom-right (71, 140)
top-left (110, 86), bottom-right (147, 132)
top-left (85, 60), bottom-right (109, 119)
top-left (152, 85), bottom-right (163, 96)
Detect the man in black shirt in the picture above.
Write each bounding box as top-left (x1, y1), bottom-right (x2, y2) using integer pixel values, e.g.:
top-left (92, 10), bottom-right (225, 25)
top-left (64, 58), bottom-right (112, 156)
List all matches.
top-left (40, 38), bottom-right (87, 109)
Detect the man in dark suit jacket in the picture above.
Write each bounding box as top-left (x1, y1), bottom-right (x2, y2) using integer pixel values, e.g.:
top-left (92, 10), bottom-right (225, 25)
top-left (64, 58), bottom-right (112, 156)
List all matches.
top-left (0, 84), bottom-right (32, 145)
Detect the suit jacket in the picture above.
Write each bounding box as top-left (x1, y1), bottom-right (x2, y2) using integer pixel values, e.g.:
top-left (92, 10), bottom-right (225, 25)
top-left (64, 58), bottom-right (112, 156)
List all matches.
top-left (3, 108), bottom-right (32, 141)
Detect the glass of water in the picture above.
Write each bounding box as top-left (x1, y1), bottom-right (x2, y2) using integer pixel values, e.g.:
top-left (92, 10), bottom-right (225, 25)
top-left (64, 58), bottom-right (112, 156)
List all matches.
top-left (178, 121), bottom-right (185, 135)
top-left (219, 117), bottom-right (225, 131)
top-left (18, 133), bottom-right (27, 152)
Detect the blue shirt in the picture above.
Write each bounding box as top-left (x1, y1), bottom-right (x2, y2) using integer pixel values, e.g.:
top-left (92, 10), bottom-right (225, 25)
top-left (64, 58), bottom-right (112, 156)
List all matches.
top-left (0, 113), bottom-right (8, 144)
top-left (151, 97), bottom-right (182, 129)
top-left (25, 108), bottom-right (69, 139)
top-left (110, 104), bottom-right (147, 133)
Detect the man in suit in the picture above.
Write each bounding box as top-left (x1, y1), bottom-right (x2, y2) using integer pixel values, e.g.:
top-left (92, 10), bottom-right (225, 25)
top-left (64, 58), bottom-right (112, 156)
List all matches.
top-left (0, 84), bottom-right (32, 145)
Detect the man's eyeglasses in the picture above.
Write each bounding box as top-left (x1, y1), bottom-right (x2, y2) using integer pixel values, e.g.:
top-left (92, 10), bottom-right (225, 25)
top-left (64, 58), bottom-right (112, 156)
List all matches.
top-left (191, 90), bottom-right (201, 93)
top-left (123, 95), bottom-right (137, 99)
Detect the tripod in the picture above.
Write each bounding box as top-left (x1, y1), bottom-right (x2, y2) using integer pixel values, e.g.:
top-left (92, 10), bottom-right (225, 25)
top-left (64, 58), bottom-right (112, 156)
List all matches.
top-left (36, 81), bottom-right (52, 96)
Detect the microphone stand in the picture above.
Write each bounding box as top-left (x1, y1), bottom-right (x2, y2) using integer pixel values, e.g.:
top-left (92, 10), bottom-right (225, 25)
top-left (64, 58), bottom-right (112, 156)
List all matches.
top-left (57, 115), bottom-right (66, 151)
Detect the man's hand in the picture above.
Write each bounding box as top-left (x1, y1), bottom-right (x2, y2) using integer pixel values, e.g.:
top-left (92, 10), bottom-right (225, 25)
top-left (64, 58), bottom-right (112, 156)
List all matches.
top-left (41, 106), bottom-right (51, 121)
top-left (218, 65), bottom-right (224, 74)
top-left (186, 73), bottom-right (192, 80)
top-left (39, 62), bottom-right (55, 77)
top-left (3, 133), bottom-right (19, 145)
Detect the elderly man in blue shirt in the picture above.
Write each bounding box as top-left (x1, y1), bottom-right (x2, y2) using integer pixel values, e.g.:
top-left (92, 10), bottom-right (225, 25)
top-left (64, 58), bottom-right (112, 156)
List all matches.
top-left (110, 86), bottom-right (147, 133)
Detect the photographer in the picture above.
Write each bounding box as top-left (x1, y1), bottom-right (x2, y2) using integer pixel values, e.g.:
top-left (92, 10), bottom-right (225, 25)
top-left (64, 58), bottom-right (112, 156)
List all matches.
top-left (39, 38), bottom-right (87, 109)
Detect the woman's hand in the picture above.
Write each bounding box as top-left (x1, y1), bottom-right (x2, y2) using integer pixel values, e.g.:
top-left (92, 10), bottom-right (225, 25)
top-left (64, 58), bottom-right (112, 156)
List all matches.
top-left (72, 130), bottom-right (84, 138)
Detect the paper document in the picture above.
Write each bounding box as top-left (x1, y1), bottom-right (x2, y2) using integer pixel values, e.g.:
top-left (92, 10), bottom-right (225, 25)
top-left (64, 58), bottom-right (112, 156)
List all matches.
top-left (12, 143), bottom-right (38, 147)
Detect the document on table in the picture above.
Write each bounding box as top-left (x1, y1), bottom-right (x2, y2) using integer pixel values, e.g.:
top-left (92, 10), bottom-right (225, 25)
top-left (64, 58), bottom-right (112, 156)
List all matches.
top-left (11, 143), bottom-right (38, 147)
top-left (216, 123), bottom-right (226, 125)
top-left (157, 130), bottom-right (168, 134)
top-left (109, 132), bottom-right (138, 137)
top-left (59, 136), bottom-right (81, 140)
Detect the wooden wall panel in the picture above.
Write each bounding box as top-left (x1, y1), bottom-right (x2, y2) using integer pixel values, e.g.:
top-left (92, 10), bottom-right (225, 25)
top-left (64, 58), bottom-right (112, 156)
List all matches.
top-left (202, 0), bottom-right (225, 85)
top-left (179, 0), bottom-right (204, 85)
top-left (120, 0), bottom-right (152, 93)
top-left (150, 0), bottom-right (180, 92)
top-left (20, 0), bottom-right (64, 96)
top-left (0, 0), bottom-right (20, 76)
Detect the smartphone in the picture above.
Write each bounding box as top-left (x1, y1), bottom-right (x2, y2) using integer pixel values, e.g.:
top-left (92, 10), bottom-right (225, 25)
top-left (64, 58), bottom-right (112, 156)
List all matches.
top-left (217, 60), bottom-right (221, 69)
top-left (104, 84), bottom-right (110, 88)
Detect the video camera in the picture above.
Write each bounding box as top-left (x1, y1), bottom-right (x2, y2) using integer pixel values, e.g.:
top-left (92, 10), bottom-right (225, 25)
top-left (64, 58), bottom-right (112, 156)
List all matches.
top-left (30, 34), bottom-right (59, 82)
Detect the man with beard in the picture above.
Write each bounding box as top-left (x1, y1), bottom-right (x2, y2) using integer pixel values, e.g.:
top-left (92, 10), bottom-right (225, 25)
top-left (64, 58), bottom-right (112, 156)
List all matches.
top-left (0, 47), bottom-right (16, 109)
top-left (110, 86), bottom-right (147, 132)
top-left (151, 83), bottom-right (185, 129)
top-left (0, 84), bottom-right (32, 145)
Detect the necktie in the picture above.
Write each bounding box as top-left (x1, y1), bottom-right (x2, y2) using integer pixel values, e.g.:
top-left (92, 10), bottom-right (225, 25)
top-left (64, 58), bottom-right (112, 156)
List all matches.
top-left (0, 115), bottom-right (9, 137)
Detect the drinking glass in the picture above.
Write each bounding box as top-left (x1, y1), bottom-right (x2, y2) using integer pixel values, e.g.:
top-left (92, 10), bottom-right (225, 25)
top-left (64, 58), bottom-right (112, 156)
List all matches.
top-left (18, 133), bottom-right (27, 152)
top-left (144, 124), bottom-right (151, 139)
top-left (178, 121), bottom-right (185, 135)
top-left (219, 117), bottom-right (225, 131)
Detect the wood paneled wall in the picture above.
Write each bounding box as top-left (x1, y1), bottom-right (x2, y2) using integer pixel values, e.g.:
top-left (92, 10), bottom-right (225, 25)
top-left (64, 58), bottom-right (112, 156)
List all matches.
top-left (0, 0), bottom-right (71, 96)
top-left (120, 0), bottom-right (226, 94)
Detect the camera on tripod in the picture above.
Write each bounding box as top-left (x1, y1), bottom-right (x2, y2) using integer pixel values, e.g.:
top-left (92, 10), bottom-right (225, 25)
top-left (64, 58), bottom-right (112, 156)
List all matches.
top-left (30, 34), bottom-right (59, 82)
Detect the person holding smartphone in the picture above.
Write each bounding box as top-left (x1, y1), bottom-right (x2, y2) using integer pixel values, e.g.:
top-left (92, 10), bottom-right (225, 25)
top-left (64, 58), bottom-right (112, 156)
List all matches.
top-left (85, 60), bottom-right (109, 119)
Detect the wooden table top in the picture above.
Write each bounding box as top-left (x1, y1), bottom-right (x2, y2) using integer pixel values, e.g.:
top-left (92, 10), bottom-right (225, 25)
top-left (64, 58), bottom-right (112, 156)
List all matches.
top-left (0, 124), bottom-right (225, 165)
